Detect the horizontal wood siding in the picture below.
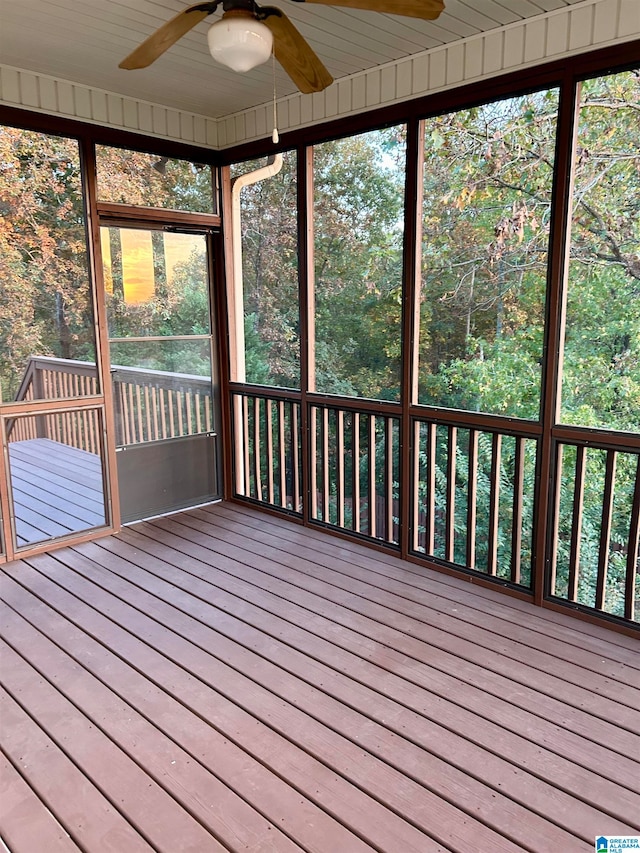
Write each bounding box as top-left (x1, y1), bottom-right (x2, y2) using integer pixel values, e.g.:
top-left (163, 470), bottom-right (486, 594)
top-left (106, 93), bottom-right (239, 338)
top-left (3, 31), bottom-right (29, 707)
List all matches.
top-left (2, 1), bottom-right (638, 147)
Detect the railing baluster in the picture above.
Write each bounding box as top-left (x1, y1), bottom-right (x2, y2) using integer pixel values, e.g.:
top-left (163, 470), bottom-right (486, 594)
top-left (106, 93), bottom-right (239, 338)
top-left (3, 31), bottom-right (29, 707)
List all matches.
top-left (487, 432), bottom-right (502, 576)
top-left (412, 419), bottom-right (421, 552)
top-left (292, 402), bottom-right (300, 513)
top-left (186, 391), bottom-right (193, 435)
top-left (548, 443), bottom-right (563, 597)
top-left (445, 425), bottom-right (457, 563)
top-left (625, 456), bottom-right (640, 622)
top-left (266, 399), bottom-right (275, 506)
top-left (176, 389), bottom-right (184, 436)
top-left (425, 422), bottom-right (436, 556)
top-left (159, 388), bottom-right (167, 439)
top-left (467, 429), bottom-right (478, 570)
top-left (322, 407), bottom-right (330, 523)
top-left (278, 400), bottom-right (286, 508)
top-left (151, 387), bottom-right (160, 441)
top-left (596, 449), bottom-right (617, 611)
top-left (241, 395), bottom-right (249, 497)
top-left (144, 386), bottom-right (152, 442)
top-left (353, 412), bottom-right (360, 533)
top-left (511, 436), bottom-right (525, 586)
top-left (195, 393), bottom-right (202, 434)
top-left (253, 396), bottom-right (263, 502)
top-left (568, 445), bottom-right (586, 602)
top-left (386, 418), bottom-right (394, 543)
top-left (337, 410), bottom-right (345, 529)
top-left (310, 406), bottom-right (318, 520)
top-left (368, 414), bottom-right (376, 539)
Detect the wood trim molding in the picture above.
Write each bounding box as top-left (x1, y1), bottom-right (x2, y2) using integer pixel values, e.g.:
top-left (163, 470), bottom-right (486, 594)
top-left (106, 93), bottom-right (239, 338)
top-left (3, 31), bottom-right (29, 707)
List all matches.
top-left (1, 0), bottom-right (638, 150)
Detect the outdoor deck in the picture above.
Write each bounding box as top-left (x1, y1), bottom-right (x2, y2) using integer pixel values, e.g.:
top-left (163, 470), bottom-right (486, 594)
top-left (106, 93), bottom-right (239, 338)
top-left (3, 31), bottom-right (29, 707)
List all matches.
top-left (1, 501), bottom-right (639, 852)
top-left (7, 438), bottom-right (106, 547)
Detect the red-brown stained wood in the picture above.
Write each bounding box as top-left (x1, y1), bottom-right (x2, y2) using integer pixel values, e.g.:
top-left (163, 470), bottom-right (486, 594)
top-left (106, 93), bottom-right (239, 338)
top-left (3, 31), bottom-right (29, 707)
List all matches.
top-left (596, 449), bottom-right (617, 611)
top-left (0, 688), bottom-right (152, 852)
top-left (0, 756), bottom-right (82, 852)
top-left (2, 503), bottom-right (639, 853)
top-left (569, 444), bottom-right (587, 601)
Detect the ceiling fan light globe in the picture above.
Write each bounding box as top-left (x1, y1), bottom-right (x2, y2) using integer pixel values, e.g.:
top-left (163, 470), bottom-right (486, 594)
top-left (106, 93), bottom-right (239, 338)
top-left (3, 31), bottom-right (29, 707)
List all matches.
top-left (207, 17), bottom-right (273, 73)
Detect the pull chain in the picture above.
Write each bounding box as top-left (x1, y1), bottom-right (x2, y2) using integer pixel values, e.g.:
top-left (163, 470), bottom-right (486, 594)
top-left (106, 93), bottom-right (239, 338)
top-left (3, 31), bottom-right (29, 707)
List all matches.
top-left (272, 49), bottom-right (279, 144)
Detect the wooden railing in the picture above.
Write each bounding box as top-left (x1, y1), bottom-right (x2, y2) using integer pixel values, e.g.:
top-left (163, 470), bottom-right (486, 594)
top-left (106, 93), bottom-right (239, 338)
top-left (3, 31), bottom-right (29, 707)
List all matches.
top-left (111, 364), bottom-right (214, 446)
top-left (229, 387), bottom-right (639, 626)
top-left (8, 357), bottom-right (101, 450)
top-left (10, 356), bottom-right (214, 451)
top-left (231, 388), bottom-right (302, 513)
top-left (11, 355), bottom-right (99, 408)
top-left (310, 401), bottom-right (400, 545)
top-left (549, 432), bottom-right (639, 622)
top-left (411, 416), bottom-right (539, 589)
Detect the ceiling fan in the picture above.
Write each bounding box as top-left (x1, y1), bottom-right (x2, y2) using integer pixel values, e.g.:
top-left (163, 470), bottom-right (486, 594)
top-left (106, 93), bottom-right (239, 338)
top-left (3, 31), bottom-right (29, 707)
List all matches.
top-left (120, 0), bottom-right (445, 95)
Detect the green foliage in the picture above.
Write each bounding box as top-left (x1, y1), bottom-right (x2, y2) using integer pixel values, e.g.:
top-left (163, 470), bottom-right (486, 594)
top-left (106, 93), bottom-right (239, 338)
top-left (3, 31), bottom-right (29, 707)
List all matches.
top-left (0, 127), bottom-right (96, 399)
top-left (313, 127), bottom-right (406, 400)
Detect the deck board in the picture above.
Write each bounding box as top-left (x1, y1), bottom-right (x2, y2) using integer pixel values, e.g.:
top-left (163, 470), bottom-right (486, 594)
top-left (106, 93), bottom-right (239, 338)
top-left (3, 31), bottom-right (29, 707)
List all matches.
top-left (1, 502), bottom-right (639, 852)
top-left (7, 439), bottom-right (106, 547)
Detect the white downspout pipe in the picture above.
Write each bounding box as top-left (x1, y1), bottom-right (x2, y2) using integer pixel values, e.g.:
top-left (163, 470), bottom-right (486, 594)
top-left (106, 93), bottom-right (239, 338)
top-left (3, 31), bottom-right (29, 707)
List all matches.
top-left (230, 153), bottom-right (284, 383)
top-left (229, 153), bottom-right (283, 494)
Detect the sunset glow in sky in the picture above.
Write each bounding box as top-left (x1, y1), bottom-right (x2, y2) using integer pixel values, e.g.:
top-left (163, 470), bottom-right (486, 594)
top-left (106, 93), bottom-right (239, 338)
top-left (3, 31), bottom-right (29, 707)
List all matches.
top-left (101, 229), bottom-right (204, 305)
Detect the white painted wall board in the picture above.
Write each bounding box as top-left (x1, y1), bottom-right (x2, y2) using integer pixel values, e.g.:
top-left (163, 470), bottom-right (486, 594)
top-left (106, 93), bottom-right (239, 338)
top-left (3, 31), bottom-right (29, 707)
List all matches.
top-left (446, 43), bottom-right (465, 84)
top-left (396, 60), bottom-right (412, 99)
top-left (618, 0), bottom-right (640, 36)
top-left (39, 78), bottom-right (58, 114)
top-left (569, 5), bottom-right (594, 49)
top-left (352, 75), bottom-right (367, 111)
top-left (504, 26), bottom-right (525, 67)
top-left (381, 66), bottom-right (397, 102)
top-left (180, 112), bottom-right (194, 142)
top-left (138, 102), bottom-right (153, 134)
top-left (325, 84), bottom-right (339, 117)
top-left (366, 69), bottom-right (382, 107)
top-left (464, 39), bottom-right (484, 80)
top-left (58, 82), bottom-right (75, 117)
top-left (123, 99), bottom-right (138, 129)
top-left (152, 105), bottom-right (167, 137)
top-left (593, 0), bottom-right (620, 42)
top-left (338, 79), bottom-right (351, 114)
top-left (483, 31), bottom-right (504, 73)
top-left (430, 49), bottom-right (447, 88)
top-left (106, 94), bottom-right (123, 127)
top-left (75, 87), bottom-right (93, 120)
top-left (91, 90), bottom-right (109, 125)
top-left (412, 54), bottom-right (430, 95)
top-left (546, 12), bottom-right (570, 54)
top-left (166, 110), bottom-right (181, 140)
top-left (20, 73), bottom-right (39, 108)
top-left (524, 17), bottom-right (548, 61)
top-left (0, 68), bottom-right (21, 104)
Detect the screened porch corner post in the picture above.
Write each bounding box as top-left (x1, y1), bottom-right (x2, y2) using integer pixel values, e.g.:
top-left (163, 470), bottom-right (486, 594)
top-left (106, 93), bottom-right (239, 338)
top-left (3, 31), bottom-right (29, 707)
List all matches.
top-left (81, 134), bottom-right (122, 535)
top-left (399, 117), bottom-right (424, 564)
top-left (299, 144), bottom-right (316, 529)
top-left (532, 67), bottom-right (579, 609)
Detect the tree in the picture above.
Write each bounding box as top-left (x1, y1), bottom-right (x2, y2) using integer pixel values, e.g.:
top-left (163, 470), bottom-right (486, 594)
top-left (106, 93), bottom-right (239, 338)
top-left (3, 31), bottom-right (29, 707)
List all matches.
top-left (0, 126), bottom-right (95, 400)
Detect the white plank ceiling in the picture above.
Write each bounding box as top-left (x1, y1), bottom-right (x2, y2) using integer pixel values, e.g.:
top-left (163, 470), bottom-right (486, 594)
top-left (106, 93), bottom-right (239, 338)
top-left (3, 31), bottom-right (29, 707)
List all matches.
top-left (0, 0), bottom-right (594, 119)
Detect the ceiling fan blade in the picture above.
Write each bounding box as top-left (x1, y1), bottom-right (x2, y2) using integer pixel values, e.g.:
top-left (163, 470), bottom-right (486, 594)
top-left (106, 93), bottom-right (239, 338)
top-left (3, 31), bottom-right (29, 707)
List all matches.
top-left (262, 8), bottom-right (333, 94)
top-left (119, 3), bottom-right (214, 70)
top-left (297, 0), bottom-right (444, 20)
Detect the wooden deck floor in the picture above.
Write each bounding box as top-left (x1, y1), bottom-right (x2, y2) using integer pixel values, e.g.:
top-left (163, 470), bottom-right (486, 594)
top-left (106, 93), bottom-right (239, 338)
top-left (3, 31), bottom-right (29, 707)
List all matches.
top-left (7, 438), bottom-right (106, 547)
top-left (1, 501), bottom-right (639, 852)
